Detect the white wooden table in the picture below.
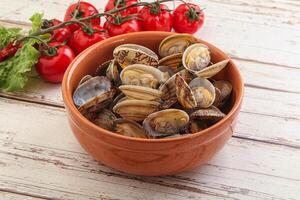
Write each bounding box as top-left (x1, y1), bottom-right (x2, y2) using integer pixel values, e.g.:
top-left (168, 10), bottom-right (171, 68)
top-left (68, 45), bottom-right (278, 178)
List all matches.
top-left (0, 0), bottom-right (300, 199)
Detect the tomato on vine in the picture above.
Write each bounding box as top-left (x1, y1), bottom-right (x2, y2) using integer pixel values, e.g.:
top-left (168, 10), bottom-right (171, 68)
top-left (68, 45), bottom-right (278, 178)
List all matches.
top-left (139, 3), bottom-right (173, 32)
top-left (36, 42), bottom-right (75, 83)
top-left (104, 14), bottom-right (142, 37)
top-left (105, 0), bottom-right (140, 15)
top-left (173, 3), bottom-right (204, 34)
top-left (68, 25), bottom-right (109, 55)
top-left (64, 1), bottom-right (100, 32)
top-left (42, 19), bottom-right (71, 43)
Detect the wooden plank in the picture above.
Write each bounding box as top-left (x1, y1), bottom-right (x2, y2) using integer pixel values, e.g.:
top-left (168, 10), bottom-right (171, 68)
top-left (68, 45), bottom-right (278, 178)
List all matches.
top-left (0, 98), bottom-right (299, 200)
top-left (0, 0), bottom-right (299, 68)
top-left (0, 191), bottom-right (45, 200)
top-left (0, 20), bottom-right (300, 146)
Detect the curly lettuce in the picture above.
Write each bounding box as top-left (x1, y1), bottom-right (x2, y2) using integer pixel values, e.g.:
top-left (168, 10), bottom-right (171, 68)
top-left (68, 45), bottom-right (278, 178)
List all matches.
top-left (0, 13), bottom-right (45, 91)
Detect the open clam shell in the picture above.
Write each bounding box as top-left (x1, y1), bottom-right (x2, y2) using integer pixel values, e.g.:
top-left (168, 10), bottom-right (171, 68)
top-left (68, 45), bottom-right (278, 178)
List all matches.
top-left (119, 85), bottom-right (162, 101)
top-left (73, 76), bottom-right (112, 107)
top-left (191, 106), bottom-right (225, 121)
top-left (78, 75), bottom-right (93, 86)
top-left (159, 69), bottom-right (192, 100)
top-left (195, 59), bottom-right (230, 78)
top-left (158, 53), bottom-right (183, 72)
top-left (106, 59), bottom-right (120, 85)
top-left (113, 118), bottom-right (148, 138)
top-left (112, 99), bottom-right (160, 121)
top-left (143, 109), bottom-right (189, 138)
top-left (113, 44), bottom-right (159, 68)
top-left (93, 109), bottom-right (117, 131)
top-left (175, 74), bottom-right (197, 109)
top-left (189, 77), bottom-right (216, 108)
top-left (120, 64), bottom-right (166, 89)
top-left (159, 34), bottom-right (197, 58)
top-left (213, 80), bottom-right (232, 107)
top-left (182, 43), bottom-right (211, 73)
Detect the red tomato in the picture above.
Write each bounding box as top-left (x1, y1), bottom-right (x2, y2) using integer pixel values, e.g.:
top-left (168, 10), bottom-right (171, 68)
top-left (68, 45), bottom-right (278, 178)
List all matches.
top-left (139, 4), bottom-right (173, 32)
top-left (64, 1), bottom-right (100, 32)
top-left (173, 3), bottom-right (204, 34)
top-left (68, 25), bottom-right (109, 55)
top-left (105, 0), bottom-right (140, 15)
top-left (49, 19), bottom-right (72, 43)
top-left (104, 15), bottom-right (142, 37)
top-left (36, 42), bottom-right (75, 83)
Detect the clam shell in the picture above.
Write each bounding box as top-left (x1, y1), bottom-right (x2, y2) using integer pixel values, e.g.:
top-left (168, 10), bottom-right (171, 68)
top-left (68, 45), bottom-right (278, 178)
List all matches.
top-left (143, 109), bottom-right (189, 138)
top-left (120, 64), bottom-right (165, 89)
top-left (195, 59), bottom-right (230, 78)
top-left (189, 77), bottom-right (216, 108)
top-left (93, 109), bottom-right (117, 131)
top-left (106, 59), bottom-right (120, 85)
top-left (73, 76), bottom-right (112, 107)
top-left (159, 69), bottom-right (192, 100)
top-left (77, 75), bottom-right (93, 87)
top-left (113, 118), bottom-right (148, 138)
top-left (112, 99), bottom-right (160, 121)
top-left (175, 74), bottom-right (197, 109)
top-left (96, 60), bottom-right (112, 76)
top-left (159, 34), bottom-right (197, 58)
top-left (191, 106), bottom-right (225, 121)
top-left (119, 85), bottom-right (162, 101)
top-left (113, 44), bottom-right (159, 68)
top-left (182, 43), bottom-right (211, 73)
top-left (158, 53), bottom-right (183, 72)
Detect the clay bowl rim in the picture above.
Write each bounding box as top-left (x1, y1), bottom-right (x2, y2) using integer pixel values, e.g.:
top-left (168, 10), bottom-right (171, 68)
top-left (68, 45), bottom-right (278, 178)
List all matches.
top-left (62, 31), bottom-right (244, 143)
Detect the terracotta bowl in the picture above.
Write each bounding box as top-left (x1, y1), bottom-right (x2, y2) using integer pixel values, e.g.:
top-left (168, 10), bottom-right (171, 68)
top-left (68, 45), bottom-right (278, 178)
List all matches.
top-left (62, 32), bottom-right (244, 176)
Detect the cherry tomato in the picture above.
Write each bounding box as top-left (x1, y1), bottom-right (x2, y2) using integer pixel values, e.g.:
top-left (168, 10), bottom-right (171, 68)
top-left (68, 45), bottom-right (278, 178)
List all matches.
top-left (139, 4), bottom-right (173, 32)
top-left (104, 15), bottom-right (142, 37)
top-left (173, 3), bottom-right (204, 34)
top-left (36, 42), bottom-right (75, 83)
top-left (105, 0), bottom-right (140, 15)
top-left (68, 25), bottom-right (109, 55)
top-left (64, 1), bottom-right (100, 32)
top-left (48, 19), bottom-right (71, 43)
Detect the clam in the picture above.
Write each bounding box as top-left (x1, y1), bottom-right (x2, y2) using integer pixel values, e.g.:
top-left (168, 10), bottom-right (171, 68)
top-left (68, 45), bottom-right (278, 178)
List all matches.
top-left (143, 109), bottom-right (189, 138)
top-left (158, 65), bottom-right (174, 81)
top-left (213, 80), bottom-right (232, 106)
top-left (120, 64), bottom-right (165, 89)
top-left (112, 99), bottom-right (160, 121)
top-left (119, 85), bottom-right (162, 101)
top-left (93, 109), bottom-right (117, 130)
top-left (106, 59), bottom-right (120, 85)
top-left (95, 60), bottom-right (111, 75)
top-left (189, 106), bottom-right (225, 133)
top-left (113, 118), bottom-right (148, 138)
top-left (113, 44), bottom-right (159, 68)
top-left (73, 76), bottom-right (112, 108)
top-left (195, 59), bottom-right (230, 78)
top-left (158, 53), bottom-right (183, 72)
top-left (175, 75), bottom-right (215, 109)
top-left (159, 34), bottom-right (197, 57)
top-left (191, 106), bottom-right (225, 121)
top-left (182, 43), bottom-right (211, 72)
top-left (159, 69), bottom-right (192, 100)
top-left (78, 75), bottom-right (93, 86)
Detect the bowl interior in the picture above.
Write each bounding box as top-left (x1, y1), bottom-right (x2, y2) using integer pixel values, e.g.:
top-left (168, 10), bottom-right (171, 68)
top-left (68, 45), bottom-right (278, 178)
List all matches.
top-left (64, 31), bottom-right (243, 141)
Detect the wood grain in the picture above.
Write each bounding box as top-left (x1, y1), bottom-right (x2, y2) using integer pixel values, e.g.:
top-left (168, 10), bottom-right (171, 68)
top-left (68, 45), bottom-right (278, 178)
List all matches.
top-left (0, 0), bottom-right (299, 68)
top-left (0, 98), bottom-right (299, 200)
top-left (0, 191), bottom-right (45, 200)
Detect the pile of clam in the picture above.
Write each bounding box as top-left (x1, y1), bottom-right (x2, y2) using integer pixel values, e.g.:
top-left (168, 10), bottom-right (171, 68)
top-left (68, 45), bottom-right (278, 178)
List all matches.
top-left (73, 34), bottom-right (233, 139)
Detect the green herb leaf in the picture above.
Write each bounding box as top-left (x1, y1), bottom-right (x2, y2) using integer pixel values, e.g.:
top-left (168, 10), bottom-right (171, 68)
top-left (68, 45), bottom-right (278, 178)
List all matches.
top-left (0, 27), bottom-right (22, 49)
top-left (29, 13), bottom-right (44, 34)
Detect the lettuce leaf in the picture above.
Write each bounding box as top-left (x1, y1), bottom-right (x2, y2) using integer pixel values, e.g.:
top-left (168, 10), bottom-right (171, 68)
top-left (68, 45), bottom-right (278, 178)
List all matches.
top-left (0, 27), bottom-right (22, 49)
top-left (0, 13), bottom-right (44, 91)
